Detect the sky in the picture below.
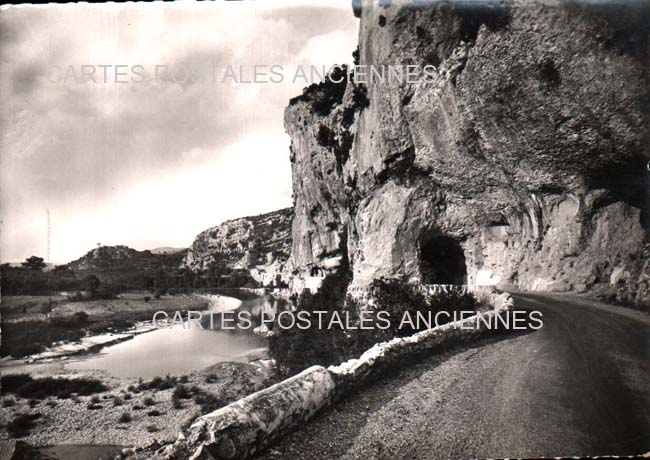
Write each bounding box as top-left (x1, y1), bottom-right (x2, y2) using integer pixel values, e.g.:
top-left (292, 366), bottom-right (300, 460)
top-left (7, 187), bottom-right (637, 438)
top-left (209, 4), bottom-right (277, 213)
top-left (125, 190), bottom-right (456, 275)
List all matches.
top-left (0, 1), bottom-right (359, 264)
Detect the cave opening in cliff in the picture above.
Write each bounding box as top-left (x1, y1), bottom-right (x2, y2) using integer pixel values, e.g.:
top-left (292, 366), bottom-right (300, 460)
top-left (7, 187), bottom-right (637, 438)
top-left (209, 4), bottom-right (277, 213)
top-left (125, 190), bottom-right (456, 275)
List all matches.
top-left (419, 234), bottom-right (467, 285)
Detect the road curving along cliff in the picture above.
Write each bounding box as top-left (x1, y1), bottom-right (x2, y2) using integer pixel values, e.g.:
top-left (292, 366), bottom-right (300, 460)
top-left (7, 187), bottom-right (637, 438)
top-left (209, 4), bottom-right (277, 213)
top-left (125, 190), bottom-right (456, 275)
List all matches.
top-left (255, 292), bottom-right (650, 459)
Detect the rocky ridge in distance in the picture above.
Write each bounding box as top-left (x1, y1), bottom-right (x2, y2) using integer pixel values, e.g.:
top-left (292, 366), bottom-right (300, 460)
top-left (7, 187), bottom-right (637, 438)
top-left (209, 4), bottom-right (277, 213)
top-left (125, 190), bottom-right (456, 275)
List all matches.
top-left (182, 208), bottom-right (292, 286)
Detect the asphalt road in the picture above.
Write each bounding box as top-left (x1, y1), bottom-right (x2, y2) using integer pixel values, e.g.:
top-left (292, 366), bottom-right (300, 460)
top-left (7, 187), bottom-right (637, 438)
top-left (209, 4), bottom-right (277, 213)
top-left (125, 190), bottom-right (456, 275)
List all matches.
top-left (256, 293), bottom-right (650, 460)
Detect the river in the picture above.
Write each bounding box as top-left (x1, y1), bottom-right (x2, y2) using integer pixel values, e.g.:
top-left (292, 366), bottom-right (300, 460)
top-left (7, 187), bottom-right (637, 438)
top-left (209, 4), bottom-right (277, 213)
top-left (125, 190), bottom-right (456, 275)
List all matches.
top-left (64, 294), bottom-right (289, 379)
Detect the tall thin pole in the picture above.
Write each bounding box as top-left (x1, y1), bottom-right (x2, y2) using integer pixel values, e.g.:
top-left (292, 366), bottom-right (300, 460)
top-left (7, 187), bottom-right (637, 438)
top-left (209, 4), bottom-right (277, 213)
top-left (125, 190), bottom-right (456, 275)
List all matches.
top-left (46, 209), bottom-right (51, 264)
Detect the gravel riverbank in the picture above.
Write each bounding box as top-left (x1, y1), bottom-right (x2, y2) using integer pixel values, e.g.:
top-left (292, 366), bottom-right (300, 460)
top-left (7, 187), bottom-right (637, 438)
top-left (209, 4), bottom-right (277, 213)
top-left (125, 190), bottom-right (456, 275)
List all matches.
top-left (0, 361), bottom-right (277, 448)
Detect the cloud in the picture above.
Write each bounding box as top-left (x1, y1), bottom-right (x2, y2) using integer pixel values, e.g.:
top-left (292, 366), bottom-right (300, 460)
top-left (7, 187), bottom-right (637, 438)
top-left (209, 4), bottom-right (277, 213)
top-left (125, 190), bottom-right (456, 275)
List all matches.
top-left (0, 1), bottom-right (358, 263)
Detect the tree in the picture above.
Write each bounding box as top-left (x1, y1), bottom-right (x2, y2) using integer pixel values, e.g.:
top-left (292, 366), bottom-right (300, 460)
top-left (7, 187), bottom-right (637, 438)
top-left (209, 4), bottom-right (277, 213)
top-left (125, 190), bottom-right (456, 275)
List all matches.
top-left (153, 269), bottom-right (168, 293)
top-left (182, 269), bottom-right (195, 288)
top-left (22, 256), bottom-right (46, 271)
top-left (84, 274), bottom-right (101, 296)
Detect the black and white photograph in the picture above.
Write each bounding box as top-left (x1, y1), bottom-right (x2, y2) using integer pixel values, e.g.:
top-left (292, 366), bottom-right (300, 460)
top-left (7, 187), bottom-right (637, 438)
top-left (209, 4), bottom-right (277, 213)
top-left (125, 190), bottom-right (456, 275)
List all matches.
top-left (1, 1), bottom-right (649, 459)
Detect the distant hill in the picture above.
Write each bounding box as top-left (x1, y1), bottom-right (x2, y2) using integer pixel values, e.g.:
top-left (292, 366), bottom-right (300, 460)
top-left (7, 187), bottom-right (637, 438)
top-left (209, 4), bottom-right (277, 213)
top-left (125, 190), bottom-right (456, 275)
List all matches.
top-left (66, 245), bottom-right (187, 272)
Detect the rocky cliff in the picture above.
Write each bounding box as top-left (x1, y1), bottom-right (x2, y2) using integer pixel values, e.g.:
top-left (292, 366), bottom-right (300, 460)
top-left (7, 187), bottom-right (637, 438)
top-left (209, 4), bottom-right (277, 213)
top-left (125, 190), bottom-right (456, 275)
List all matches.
top-left (183, 208), bottom-right (292, 286)
top-left (284, 0), bottom-right (650, 307)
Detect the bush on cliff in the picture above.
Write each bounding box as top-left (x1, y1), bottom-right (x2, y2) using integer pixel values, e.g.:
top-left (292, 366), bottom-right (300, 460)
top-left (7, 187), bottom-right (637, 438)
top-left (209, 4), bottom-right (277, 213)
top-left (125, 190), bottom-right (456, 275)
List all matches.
top-left (269, 275), bottom-right (479, 376)
top-left (370, 278), bottom-right (478, 336)
top-left (269, 268), bottom-right (355, 376)
top-left (289, 65), bottom-right (348, 116)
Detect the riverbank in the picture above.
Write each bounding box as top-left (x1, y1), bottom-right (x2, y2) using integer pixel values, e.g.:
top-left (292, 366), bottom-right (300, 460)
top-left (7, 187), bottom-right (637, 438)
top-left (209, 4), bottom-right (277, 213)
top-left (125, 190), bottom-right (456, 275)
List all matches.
top-left (0, 292), bottom-right (283, 448)
top-left (0, 293), bottom-right (210, 359)
top-left (0, 361), bottom-right (278, 448)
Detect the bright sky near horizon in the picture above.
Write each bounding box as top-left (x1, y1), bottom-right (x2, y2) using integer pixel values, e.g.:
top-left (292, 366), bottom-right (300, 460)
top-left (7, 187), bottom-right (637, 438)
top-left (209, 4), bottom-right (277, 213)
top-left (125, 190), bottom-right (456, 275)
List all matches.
top-left (0, 1), bottom-right (358, 264)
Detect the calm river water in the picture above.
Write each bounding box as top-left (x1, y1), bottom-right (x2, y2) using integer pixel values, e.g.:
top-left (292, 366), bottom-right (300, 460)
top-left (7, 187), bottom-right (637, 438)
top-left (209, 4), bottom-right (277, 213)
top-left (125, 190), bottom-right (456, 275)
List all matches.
top-left (65, 294), bottom-right (289, 379)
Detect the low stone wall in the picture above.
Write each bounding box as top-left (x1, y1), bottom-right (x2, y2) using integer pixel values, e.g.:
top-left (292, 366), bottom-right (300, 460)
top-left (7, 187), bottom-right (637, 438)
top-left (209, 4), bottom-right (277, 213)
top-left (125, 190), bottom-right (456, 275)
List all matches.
top-left (329, 292), bottom-right (513, 395)
top-left (138, 291), bottom-right (513, 460)
top-left (347, 283), bottom-right (471, 305)
top-left (148, 367), bottom-right (335, 460)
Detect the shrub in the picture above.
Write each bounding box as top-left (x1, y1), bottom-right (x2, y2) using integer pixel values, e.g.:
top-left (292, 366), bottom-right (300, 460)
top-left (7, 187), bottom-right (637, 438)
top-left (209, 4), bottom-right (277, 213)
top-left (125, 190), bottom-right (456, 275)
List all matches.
top-left (1, 374), bottom-right (108, 400)
top-left (317, 124), bottom-right (335, 148)
top-left (6, 343), bottom-right (44, 358)
top-left (173, 384), bottom-right (191, 400)
top-left (2, 373), bottom-right (32, 390)
top-left (50, 311), bottom-right (89, 327)
top-left (269, 274), bottom-right (479, 376)
top-left (171, 395), bottom-right (182, 410)
top-left (113, 396), bottom-right (124, 406)
top-left (40, 301), bottom-right (54, 315)
top-left (147, 409), bottom-right (162, 417)
top-left (371, 279), bottom-right (477, 335)
top-left (146, 425), bottom-right (159, 433)
top-left (193, 391), bottom-right (225, 414)
top-left (117, 412), bottom-right (132, 423)
top-left (3, 397), bottom-right (16, 407)
top-left (351, 83), bottom-right (369, 109)
top-left (74, 311), bottom-right (90, 323)
top-left (7, 413), bottom-right (41, 438)
top-left (143, 397), bottom-right (155, 407)
top-left (67, 292), bottom-right (86, 302)
top-left (87, 401), bottom-right (101, 410)
top-left (205, 374), bottom-right (218, 384)
top-left (137, 375), bottom-right (177, 391)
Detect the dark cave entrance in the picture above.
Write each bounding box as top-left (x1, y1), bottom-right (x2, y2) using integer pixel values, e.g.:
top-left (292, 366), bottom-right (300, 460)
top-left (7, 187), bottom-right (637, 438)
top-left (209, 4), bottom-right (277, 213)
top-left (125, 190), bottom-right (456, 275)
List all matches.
top-left (419, 234), bottom-right (467, 285)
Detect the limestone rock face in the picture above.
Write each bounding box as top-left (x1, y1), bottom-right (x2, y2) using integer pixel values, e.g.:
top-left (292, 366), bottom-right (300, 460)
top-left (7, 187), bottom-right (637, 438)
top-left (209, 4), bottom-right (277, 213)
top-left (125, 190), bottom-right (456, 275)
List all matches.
top-left (284, 0), bottom-right (650, 304)
top-left (183, 208), bottom-right (292, 284)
